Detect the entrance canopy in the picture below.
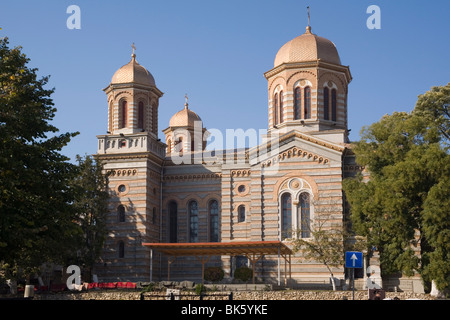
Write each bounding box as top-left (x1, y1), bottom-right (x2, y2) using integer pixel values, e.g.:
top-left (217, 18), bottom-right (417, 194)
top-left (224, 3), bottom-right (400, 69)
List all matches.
top-left (143, 241), bottom-right (292, 285)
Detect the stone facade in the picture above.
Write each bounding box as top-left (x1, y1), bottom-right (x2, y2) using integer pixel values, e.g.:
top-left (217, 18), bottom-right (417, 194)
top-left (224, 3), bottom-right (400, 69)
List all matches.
top-left (93, 25), bottom-right (407, 291)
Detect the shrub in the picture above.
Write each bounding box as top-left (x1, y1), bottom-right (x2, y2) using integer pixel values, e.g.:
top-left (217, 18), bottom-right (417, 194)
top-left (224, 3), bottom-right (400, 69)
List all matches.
top-left (195, 283), bottom-right (206, 295)
top-left (204, 267), bottom-right (224, 282)
top-left (234, 266), bottom-right (253, 282)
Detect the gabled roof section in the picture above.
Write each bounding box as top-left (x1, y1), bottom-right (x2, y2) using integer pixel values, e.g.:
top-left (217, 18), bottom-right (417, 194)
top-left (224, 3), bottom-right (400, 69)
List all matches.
top-left (247, 130), bottom-right (346, 163)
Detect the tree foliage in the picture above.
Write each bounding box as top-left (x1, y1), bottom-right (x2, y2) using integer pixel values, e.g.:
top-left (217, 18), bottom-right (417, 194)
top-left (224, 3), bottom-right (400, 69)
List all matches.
top-left (69, 155), bottom-right (109, 277)
top-left (343, 84), bottom-right (450, 291)
top-left (0, 37), bottom-right (82, 279)
top-left (291, 201), bottom-right (366, 290)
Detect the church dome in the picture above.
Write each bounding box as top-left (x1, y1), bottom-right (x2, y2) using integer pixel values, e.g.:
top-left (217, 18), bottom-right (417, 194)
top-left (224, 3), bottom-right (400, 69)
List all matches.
top-left (111, 53), bottom-right (155, 86)
top-left (274, 26), bottom-right (341, 67)
top-left (169, 102), bottom-right (202, 127)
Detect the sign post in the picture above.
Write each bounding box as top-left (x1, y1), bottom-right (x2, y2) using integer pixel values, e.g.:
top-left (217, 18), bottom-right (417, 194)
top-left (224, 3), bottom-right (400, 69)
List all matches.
top-left (345, 251), bottom-right (363, 300)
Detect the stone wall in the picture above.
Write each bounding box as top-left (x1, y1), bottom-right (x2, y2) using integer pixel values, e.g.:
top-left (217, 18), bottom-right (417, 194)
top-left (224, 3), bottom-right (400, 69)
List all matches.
top-left (33, 289), bottom-right (433, 301)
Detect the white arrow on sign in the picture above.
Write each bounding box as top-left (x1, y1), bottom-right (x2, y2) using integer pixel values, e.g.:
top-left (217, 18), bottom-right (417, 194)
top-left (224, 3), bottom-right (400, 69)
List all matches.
top-left (350, 253), bottom-right (358, 267)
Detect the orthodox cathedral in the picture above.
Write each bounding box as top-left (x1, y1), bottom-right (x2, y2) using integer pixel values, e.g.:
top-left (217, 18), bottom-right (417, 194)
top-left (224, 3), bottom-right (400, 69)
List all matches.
top-left (94, 23), bottom-right (362, 288)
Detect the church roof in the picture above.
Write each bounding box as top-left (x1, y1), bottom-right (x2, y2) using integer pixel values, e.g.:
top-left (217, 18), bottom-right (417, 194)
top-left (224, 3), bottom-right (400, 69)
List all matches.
top-left (168, 101), bottom-right (202, 128)
top-left (111, 51), bottom-right (156, 86)
top-left (274, 26), bottom-right (341, 67)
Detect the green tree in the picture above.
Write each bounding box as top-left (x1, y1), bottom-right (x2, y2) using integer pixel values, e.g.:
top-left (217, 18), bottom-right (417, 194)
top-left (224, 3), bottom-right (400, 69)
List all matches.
top-left (291, 200), bottom-right (366, 291)
top-left (343, 84), bottom-right (450, 291)
top-left (69, 155), bottom-right (109, 280)
top-left (0, 37), bottom-right (79, 280)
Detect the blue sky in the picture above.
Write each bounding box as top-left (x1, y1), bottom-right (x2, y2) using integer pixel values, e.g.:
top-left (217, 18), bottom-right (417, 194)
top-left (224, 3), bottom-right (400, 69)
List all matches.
top-left (1, 0), bottom-right (449, 161)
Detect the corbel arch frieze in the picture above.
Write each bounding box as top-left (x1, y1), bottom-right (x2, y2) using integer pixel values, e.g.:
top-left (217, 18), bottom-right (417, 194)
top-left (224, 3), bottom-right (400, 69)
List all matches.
top-left (268, 75), bottom-right (287, 93)
top-left (318, 72), bottom-right (347, 92)
top-left (114, 90), bottom-right (133, 101)
top-left (286, 70), bottom-right (317, 87)
top-left (260, 146), bottom-right (330, 168)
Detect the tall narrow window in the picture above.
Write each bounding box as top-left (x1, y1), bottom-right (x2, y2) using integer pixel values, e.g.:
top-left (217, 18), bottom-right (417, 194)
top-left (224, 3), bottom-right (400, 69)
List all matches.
top-left (299, 193), bottom-right (311, 238)
top-left (176, 137), bottom-right (183, 153)
top-left (167, 140), bottom-right (172, 154)
top-left (118, 205), bottom-right (125, 222)
top-left (323, 87), bottom-right (329, 120)
top-left (169, 201), bottom-right (178, 243)
top-left (238, 205), bottom-right (246, 223)
top-left (209, 200), bottom-right (219, 242)
top-left (138, 101), bottom-right (144, 129)
top-left (189, 201), bottom-right (199, 242)
top-left (120, 100), bottom-right (128, 128)
top-left (279, 91), bottom-right (284, 123)
top-left (274, 93), bottom-right (278, 126)
top-left (118, 241), bottom-right (125, 258)
top-left (294, 87), bottom-right (301, 120)
top-left (109, 102), bottom-right (114, 132)
top-left (304, 87), bottom-right (311, 119)
top-left (331, 89), bottom-right (337, 122)
top-left (281, 193), bottom-right (292, 240)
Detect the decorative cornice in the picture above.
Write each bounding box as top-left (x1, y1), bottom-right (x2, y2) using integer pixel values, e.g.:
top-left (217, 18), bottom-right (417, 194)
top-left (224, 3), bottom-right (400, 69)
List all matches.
top-left (231, 169), bottom-right (251, 177)
top-left (163, 173), bottom-right (222, 182)
top-left (261, 146), bottom-right (329, 168)
top-left (248, 130), bottom-right (346, 160)
top-left (264, 60), bottom-right (351, 81)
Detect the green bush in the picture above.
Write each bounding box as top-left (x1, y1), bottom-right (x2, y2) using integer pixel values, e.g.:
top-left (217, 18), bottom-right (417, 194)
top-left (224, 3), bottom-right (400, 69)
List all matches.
top-left (204, 267), bottom-right (224, 282)
top-left (195, 283), bottom-right (206, 295)
top-left (234, 266), bottom-right (253, 282)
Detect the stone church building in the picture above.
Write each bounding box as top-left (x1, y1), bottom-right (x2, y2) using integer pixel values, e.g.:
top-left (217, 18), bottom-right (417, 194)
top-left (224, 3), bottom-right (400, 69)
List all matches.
top-left (94, 24), bottom-right (363, 288)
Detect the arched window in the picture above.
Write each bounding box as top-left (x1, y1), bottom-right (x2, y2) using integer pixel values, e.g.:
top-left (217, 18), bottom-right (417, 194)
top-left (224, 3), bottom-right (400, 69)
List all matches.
top-left (294, 87), bottom-right (301, 120)
top-left (118, 241), bottom-right (125, 258)
top-left (281, 193), bottom-right (292, 240)
top-left (120, 100), bottom-right (127, 128)
top-left (189, 201), bottom-right (199, 242)
top-left (209, 200), bottom-right (219, 242)
top-left (279, 91), bottom-right (284, 123)
top-left (238, 205), bottom-right (246, 223)
top-left (176, 137), bottom-right (183, 153)
top-left (169, 201), bottom-right (178, 243)
top-left (331, 89), bottom-right (337, 122)
top-left (118, 205), bottom-right (125, 222)
top-left (109, 102), bottom-right (114, 132)
top-left (323, 87), bottom-right (329, 121)
top-left (304, 87), bottom-right (311, 119)
top-left (299, 193), bottom-right (311, 238)
top-left (138, 101), bottom-right (144, 129)
top-left (167, 139), bottom-right (172, 154)
top-left (274, 93), bottom-right (278, 126)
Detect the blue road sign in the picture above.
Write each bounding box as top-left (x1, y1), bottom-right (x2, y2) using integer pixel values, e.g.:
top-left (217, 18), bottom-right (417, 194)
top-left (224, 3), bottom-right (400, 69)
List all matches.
top-left (345, 251), bottom-right (363, 268)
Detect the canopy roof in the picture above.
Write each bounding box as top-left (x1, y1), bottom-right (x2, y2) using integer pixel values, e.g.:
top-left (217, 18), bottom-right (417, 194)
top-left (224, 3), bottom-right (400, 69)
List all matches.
top-left (143, 241), bottom-right (292, 285)
top-left (142, 241), bottom-right (292, 257)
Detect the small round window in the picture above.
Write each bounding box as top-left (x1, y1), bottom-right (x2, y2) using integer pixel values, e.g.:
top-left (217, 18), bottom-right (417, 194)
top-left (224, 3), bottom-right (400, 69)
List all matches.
top-left (118, 184), bottom-right (127, 193)
top-left (238, 185), bottom-right (246, 193)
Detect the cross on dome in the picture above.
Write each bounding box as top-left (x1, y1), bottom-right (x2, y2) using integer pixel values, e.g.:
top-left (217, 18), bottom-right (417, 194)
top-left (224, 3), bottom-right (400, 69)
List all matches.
top-left (131, 42), bottom-right (136, 57)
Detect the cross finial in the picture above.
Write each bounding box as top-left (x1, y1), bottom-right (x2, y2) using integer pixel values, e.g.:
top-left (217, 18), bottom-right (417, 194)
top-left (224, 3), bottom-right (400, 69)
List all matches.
top-left (307, 6), bottom-right (310, 26)
top-left (131, 42), bottom-right (136, 57)
top-left (184, 93), bottom-right (189, 108)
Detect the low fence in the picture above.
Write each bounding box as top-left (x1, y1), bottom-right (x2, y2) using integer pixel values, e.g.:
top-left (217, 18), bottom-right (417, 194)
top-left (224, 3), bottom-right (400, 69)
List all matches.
top-left (140, 291), bottom-right (233, 301)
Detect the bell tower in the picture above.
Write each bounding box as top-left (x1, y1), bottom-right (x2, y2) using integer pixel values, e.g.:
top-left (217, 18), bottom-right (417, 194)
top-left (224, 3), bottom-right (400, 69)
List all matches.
top-left (95, 45), bottom-right (165, 282)
top-left (264, 25), bottom-right (352, 143)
